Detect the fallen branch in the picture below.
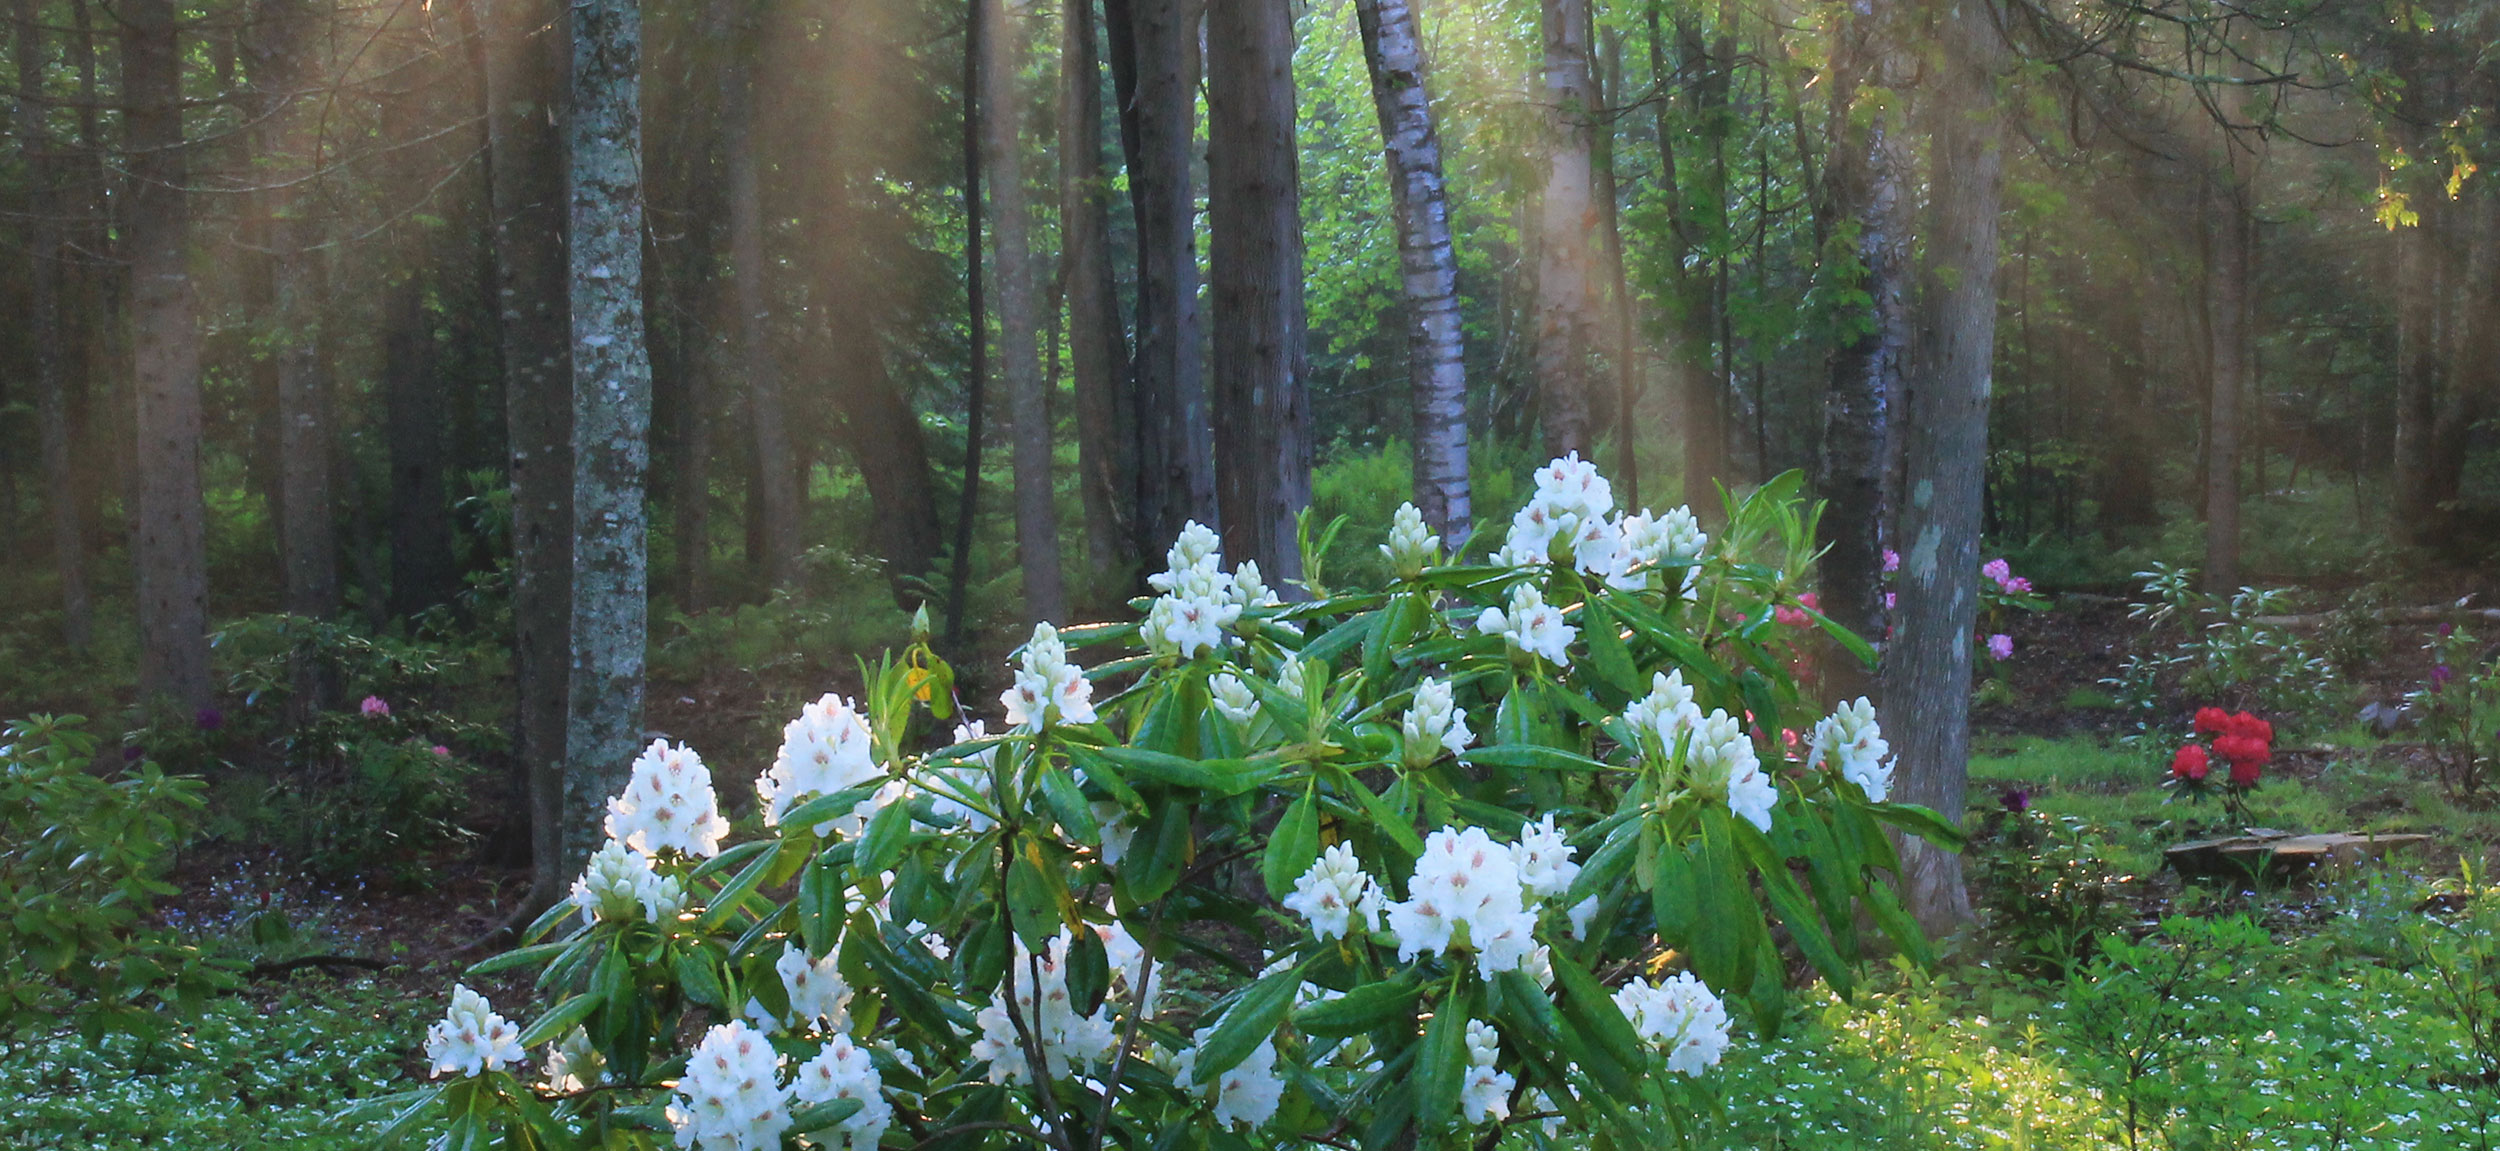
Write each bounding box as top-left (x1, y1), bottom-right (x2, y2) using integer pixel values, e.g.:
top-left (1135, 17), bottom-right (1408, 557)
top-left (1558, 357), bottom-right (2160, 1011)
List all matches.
top-left (2251, 603), bottom-right (2500, 628)
top-left (248, 954), bottom-right (391, 978)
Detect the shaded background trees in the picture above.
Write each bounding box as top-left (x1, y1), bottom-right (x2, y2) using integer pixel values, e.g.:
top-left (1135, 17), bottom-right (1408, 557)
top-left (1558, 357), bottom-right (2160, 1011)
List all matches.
top-left (2, 0), bottom-right (2499, 924)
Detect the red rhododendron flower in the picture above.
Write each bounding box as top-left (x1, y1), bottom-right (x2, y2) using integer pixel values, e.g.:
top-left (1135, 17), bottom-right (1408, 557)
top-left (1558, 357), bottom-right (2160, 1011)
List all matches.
top-left (2229, 754), bottom-right (2262, 787)
top-left (2224, 712), bottom-right (2272, 746)
top-left (2193, 707), bottom-right (2230, 736)
top-left (2171, 744), bottom-right (2210, 781)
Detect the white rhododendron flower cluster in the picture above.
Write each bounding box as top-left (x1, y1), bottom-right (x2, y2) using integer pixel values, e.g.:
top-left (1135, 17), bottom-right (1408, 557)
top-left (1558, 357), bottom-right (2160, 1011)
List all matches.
top-left (572, 839), bottom-right (684, 926)
top-left (1810, 696), bottom-right (1894, 802)
top-left (424, 984), bottom-right (525, 1079)
top-left (606, 739), bottom-right (725, 858)
top-left (1475, 582), bottom-right (1576, 666)
top-left (1209, 672), bottom-right (1262, 725)
top-left (669, 1021), bottom-right (791, 1151)
top-left (1176, 1025), bottom-right (1287, 1129)
top-left (791, 1033), bottom-right (892, 1151)
top-left (1618, 672), bottom-right (1778, 832)
top-left (1380, 501), bottom-right (1442, 577)
top-left (1612, 972), bottom-right (1732, 1077)
top-left (1459, 1018), bottom-right (1515, 1124)
top-left (543, 1027), bottom-right (601, 1093)
top-left (967, 930), bottom-right (1119, 1084)
top-left (758, 693), bottom-right (885, 835)
top-left (774, 942), bottom-right (854, 1034)
top-left (1623, 669), bottom-right (1704, 746)
top-left (1489, 452), bottom-right (1709, 595)
top-left (1284, 843), bottom-right (1385, 939)
top-left (1003, 622), bottom-right (1098, 731)
top-left (1140, 521), bottom-right (1275, 657)
top-left (1688, 710), bottom-right (1780, 832)
top-left (1382, 822), bottom-right (1580, 979)
top-left (1400, 676), bottom-right (1474, 767)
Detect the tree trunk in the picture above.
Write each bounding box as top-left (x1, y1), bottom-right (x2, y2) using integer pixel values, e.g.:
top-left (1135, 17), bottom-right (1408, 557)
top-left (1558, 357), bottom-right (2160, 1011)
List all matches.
top-left (1534, 0), bottom-right (1598, 457)
top-left (485, 0), bottom-right (573, 907)
top-left (1356, 0), bottom-right (1469, 541)
top-left (2394, 203), bottom-right (2440, 544)
top-left (1060, 0), bottom-right (1138, 604)
top-left (983, 0), bottom-right (1067, 623)
top-left (2203, 177), bottom-right (2247, 592)
top-left (1655, 8), bottom-right (1727, 511)
top-left (383, 75), bottom-right (456, 621)
top-left (122, 0), bottom-right (211, 710)
top-left (723, 38), bottom-right (801, 593)
top-left (1816, 0), bottom-right (1913, 704)
top-left (1208, 0), bottom-right (1312, 585)
top-left (2430, 191), bottom-right (2495, 533)
top-left (944, 0), bottom-right (990, 647)
top-left (15, 0), bottom-right (91, 651)
top-left (1885, 0), bottom-right (2002, 938)
top-left (1123, 0), bottom-right (1216, 551)
top-left (566, 0), bottom-right (652, 868)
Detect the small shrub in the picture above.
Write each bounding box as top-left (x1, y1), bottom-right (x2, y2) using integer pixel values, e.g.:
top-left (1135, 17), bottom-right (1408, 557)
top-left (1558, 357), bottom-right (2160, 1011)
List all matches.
top-left (1973, 798), bottom-right (2133, 978)
top-left (0, 715), bottom-right (230, 1039)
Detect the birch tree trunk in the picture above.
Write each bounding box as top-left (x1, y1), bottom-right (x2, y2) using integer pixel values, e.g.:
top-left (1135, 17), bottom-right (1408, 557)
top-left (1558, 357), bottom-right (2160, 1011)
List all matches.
top-left (15, 0), bottom-right (91, 651)
top-left (985, 0), bottom-right (1067, 623)
top-left (1816, 0), bottom-right (1912, 703)
top-left (122, 0), bottom-right (211, 710)
top-left (1124, 0), bottom-right (1216, 549)
top-left (2203, 177), bottom-right (2247, 592)
top-left (1060, 0), bottom-right (1138, 600)
top-left (1885, 0), bottom-right (2003, 937)
top-left (566, 0), bottom-right (653, 867)
top-left (1209, 0), bottom-right (1312, 584)
top-left (1356, 0), bottom-right (1470, 542)
top-left (1535, 0), bottom-right (1598, 457)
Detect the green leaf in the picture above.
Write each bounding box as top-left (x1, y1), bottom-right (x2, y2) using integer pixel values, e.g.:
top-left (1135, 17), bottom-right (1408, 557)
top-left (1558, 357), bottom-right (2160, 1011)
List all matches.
top-left (1194, 960), bottom-right (1306, 1080)
top-left (1735, 821), bottom-right (1853, 998)
top-left (1365, 593), bottom-right (1426, 684)
top-left (1458, 744), bottom-right (1611, 773)
top-left (1039, 766), bottom-right (1101, 844)
top-left (773, 785), bottom-right (885, 840)
top-left (855, 797), bottom-right (916, 879)
top-left (1866, 801), bottom-right (1969, 851)
top-left (1067, 924), bottom-right (1111, 1015)
top-left (674, 949), bottom-right (728, 1009)
top-left (516, 994), bottom-right (602, 1047)
top-left (1579, 597), bottom-right (1644, 698)
top-left (1294, 974), bottom-right (1421, 1037)
top-left (1414, 991), bottom-right (1469, 1133)
top-left (1263, 788), bottom-right (1322, 900)
top-left (1091, 745), bottom-right (1223, 790)
top-left (799, 847), bottom-right (847, 957)
top-left (790, 1097), bottom-right (865, 1134)
top-left (467, 940), bottom-right (573, 977)
top-left (1547, 948), bottom-right (1644, 1095)
top-left (1118, 798), bottom-right (1192, 906)
top-left (957, 917), bottom-right (1008, 994)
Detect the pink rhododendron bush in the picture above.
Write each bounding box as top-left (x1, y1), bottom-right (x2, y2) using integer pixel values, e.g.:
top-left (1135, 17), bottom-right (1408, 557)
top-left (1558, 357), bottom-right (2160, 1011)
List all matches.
top-left (366, 460), bottom-right (1959, 1150)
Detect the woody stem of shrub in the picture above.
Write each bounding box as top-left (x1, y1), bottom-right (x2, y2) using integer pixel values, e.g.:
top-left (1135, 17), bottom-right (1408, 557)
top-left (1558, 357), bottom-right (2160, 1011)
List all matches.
top-left (1086, 901), bottom-right (1165, 1151)
top-left (997, 825), bottom-right (1074, 1151)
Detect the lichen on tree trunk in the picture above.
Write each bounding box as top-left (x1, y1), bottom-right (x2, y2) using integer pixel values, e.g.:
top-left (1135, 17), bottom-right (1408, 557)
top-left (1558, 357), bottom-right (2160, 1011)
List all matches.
top-left (565, 0), bottom-right (655, 868)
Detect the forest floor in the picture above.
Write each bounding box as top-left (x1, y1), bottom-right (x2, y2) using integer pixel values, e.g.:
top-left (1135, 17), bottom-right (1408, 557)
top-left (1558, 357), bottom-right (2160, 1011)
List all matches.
top-left (12, 590), bottom-right (2500, 1148)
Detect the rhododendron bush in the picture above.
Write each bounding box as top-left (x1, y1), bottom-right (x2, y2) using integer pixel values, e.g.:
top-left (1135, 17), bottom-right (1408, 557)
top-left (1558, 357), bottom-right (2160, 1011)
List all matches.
top-left (363, 461), bottom-right (1961, 1150)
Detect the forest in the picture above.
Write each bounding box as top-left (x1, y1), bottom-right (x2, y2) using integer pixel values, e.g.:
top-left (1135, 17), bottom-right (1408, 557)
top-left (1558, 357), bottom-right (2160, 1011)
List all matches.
top-left (3, 0), bottom-right (2499, 1145)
